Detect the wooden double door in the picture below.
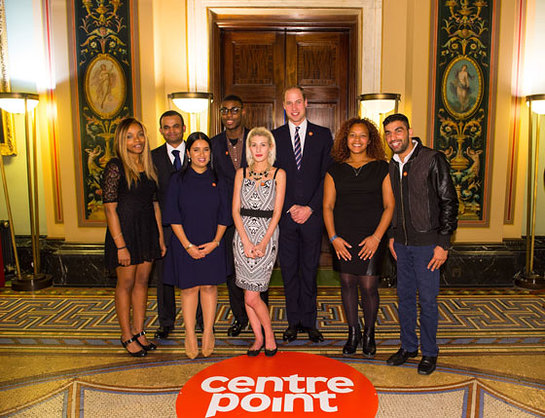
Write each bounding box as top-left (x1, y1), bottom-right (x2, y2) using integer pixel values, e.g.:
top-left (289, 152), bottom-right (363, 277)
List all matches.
top-left (214, 27), bottom-right (356, 136)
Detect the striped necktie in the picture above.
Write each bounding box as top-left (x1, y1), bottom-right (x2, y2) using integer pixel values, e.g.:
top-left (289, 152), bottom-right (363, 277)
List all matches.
top-left (294, 126), bottom-right (302, 170)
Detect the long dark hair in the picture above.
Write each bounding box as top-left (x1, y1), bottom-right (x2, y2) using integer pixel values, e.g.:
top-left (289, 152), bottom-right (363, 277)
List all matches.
top-left (180, 131), bottom-right (217, 183)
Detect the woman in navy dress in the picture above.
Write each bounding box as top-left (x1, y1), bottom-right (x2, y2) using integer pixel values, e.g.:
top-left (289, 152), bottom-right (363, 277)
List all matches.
top-left (323, 118), bottom-right (394, 357)
top-left (102, 117), bottom-right (166, 357)
top-left (163, 132), bottom-right (231, 359)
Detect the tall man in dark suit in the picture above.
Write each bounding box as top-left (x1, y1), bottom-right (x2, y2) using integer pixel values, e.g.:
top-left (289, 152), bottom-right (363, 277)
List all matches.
top-left (211, 95), bottom-right (268, 337)
top-left (273, 86), bottom-right (333, 343)
top-left (152, 110), bottom-right (194, 339)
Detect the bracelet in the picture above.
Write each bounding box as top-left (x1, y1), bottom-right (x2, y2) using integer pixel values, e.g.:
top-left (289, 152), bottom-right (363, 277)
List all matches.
top-left (117, 246), bottom-right (127, 250)
top-left (329, 234), bottom-right (338, 243)
top-left (185, 243), bottom-right (193, 250)
top-left (372, 234), bottom-right (381, 243)
top-left (215, 241), bottom-right (220, 247)
top-left (113, 232), bottom-right (122, 240)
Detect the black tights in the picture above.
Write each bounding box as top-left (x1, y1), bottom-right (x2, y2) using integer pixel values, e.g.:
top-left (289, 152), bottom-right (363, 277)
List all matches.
top-left (340, 273), bottom-right (379, 330)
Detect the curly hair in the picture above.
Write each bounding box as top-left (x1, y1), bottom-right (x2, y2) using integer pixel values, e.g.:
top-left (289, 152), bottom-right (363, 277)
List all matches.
top-left (331, 117), bottom-right (386, 162)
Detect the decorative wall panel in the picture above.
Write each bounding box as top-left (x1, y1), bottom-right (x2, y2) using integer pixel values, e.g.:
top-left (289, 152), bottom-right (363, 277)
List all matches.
top-left (70, 0), bottom-right (138, 225)
top-left (429, 0), bottom-right (498, 224)
top-left (233, 44), bottom-right (273, 85)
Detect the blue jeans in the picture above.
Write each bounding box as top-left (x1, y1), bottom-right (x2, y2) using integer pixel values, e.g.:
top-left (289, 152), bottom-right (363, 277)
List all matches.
top-left (394, 243), bottom-right (440, 357)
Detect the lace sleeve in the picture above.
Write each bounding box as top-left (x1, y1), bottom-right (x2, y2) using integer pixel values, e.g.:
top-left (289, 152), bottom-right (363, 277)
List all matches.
top-left (102, 159), bottom-right (122, 203)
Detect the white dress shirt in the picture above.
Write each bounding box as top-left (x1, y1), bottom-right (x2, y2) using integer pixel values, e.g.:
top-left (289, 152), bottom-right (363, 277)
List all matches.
top-left (166, 141), bottom-right (186, 165)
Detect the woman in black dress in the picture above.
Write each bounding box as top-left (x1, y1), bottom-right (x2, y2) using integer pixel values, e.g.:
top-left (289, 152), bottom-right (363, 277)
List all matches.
top-left (103, 117), bottom-right (166, 357)
top-left (163, 132), bottom-right (230, 359)
top-left (323, 117), bottom-right (394, 357)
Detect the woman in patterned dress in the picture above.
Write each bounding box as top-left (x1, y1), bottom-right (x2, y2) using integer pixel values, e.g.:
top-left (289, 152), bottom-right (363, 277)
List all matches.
top-left (232, 127), bottom-right (286, 356)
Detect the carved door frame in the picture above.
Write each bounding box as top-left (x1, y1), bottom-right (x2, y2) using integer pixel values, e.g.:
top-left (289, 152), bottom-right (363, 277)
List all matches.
top-left (210, 13), bottom-right (358, 133)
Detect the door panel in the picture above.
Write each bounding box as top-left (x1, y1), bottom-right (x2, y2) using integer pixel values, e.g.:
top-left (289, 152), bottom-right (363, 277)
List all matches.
top-left (221, 29), bottom-right (350, 134)
top-left (222, 31), bottom-right (284, 130)
top-left (286, 32), bottom-right (348, 134)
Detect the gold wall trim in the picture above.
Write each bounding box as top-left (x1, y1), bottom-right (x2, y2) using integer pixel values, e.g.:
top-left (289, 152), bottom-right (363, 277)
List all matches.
top-left (0, 0), bottom-right (15, 156)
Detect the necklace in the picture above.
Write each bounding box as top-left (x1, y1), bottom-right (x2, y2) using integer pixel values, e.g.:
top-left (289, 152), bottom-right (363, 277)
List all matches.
top-left (351, 165), bottom-right (364, 176)
top-left (249, 166), bottom-right (271, 180)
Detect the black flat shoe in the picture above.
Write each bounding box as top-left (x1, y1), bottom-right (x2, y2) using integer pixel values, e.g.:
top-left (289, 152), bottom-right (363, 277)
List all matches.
top-left (386, 347), bottom-right (418, 366)
top-left (418, 356), bottom-right (437, 375)
top-left (133, 330), bottom-right (157, 351)
top-left (154, 325), bottom-right (172, 339)
top-left (283, 325), bottom-right (298, 342)
top-left (120, 336), bottom-right (147, 358)
top-left (228, 320), bottom-right (246, 337)
top-left (247, 344), bottom-right (264, 357)
top-left (342, 326), bottom-right (361, 355)
top-left (362, 327), bottom-right (376, 358)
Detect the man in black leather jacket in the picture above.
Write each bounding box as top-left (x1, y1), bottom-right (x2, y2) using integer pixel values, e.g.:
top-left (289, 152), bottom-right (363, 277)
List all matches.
top-left (383, 113), bottom-right (458, 375)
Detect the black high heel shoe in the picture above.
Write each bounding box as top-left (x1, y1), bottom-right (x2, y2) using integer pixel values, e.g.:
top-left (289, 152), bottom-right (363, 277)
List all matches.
top-left (362, 327), bottom-right (376, 358)
top-left (343, 326), bottom-right (362, 355)
top-left (247, 344), bottom-right (264, 357)
top-left (120, 336), bottom-right (147, 357)
top-left (133, 330), bottom-right (157, 351)
top-left (265, 347), bottom-right (278, 357)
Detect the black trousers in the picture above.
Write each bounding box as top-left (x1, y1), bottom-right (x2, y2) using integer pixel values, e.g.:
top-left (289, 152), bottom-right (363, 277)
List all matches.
top-left (278, 214), bottom-right (322, 329)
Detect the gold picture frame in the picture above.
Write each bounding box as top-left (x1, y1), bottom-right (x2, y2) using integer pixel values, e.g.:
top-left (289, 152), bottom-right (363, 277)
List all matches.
top-left (0, 0), bottom-right (15, 156)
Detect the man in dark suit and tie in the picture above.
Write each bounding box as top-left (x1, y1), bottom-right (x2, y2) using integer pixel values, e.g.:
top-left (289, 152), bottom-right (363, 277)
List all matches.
top-left (272, 86), bottom-right (333, 343)
top-left (211, 95), bottom-right (268, 337)
top-left (152, 110), bottom-right (203, 339)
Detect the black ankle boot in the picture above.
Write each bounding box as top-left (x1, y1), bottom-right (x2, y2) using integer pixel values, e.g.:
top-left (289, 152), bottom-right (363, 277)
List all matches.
top-left (342, 326), bottom-right (361, 355)
top-left (362, 327), bottom-right (376, 358)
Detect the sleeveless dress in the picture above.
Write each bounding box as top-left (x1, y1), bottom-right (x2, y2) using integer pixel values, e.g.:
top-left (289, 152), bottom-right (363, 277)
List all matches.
top-left (234, 168), bottom-right (279, 292)
top-left (102, 158), bottom-right (161, 270)
top-left (327, 160), bottom-right (389, 275)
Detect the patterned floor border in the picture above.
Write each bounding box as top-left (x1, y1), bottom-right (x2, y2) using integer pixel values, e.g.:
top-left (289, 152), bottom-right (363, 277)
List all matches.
top-left (0, 287), bottom-right (543, 355)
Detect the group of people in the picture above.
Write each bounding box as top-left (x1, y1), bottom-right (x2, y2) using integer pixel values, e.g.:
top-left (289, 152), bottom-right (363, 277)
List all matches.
top-left (102, 86), bottom-right (458, 376)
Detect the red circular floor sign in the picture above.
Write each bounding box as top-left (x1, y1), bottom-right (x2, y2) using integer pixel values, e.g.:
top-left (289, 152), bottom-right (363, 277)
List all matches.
top-left (176, 352), bottom-right (378, 417)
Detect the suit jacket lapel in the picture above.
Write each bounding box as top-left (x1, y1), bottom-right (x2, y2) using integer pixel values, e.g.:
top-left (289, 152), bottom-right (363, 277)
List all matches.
top-left (300, 122), bottom-right (314, 169)
top-left (281, 124), bottom-right (298, 170)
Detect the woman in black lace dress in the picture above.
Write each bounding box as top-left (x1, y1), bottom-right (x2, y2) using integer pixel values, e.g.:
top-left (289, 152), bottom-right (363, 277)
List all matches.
top-left (102, 117), bottom-right (166, 357)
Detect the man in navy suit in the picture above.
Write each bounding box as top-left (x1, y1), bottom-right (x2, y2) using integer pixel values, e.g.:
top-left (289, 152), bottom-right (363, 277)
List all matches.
top-left (152, 110), bottom-right (202, 338)
top-left (273, 86), bottom-right (333, 343)
top-left (211, 95), bottom-right (268, 337)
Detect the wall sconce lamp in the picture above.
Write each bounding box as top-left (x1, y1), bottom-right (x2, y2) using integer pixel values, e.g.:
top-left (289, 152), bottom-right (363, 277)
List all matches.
top-left (515, 93), bottom-right (545, 289)
top-left (0, 92), bottom-right (52, 291)
top-left (168, 92), bottom-right (213, 113)
top-left (359, 93), bottom-right (401, 116)
top-left (168, 92), bottom-right (213, 134)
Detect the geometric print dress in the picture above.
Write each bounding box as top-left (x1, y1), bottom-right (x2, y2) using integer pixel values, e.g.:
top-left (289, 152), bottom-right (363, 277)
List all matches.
top-left (234, 168), bottom-right (279, 292)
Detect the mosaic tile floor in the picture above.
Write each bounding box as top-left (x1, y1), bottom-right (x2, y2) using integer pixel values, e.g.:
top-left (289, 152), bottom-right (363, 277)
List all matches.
top-left (0, 286), bottom-right (544, 417)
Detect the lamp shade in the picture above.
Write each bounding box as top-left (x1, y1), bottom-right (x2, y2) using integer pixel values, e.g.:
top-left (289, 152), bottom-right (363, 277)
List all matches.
top-left (0, 92), bottom-right (39, 114)
top-left (359, 93), bottom-right (401, 114)
top-left (527, 94), bottom-right (545, 115)
top-left (168, 92), bottom-right (213, 113)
